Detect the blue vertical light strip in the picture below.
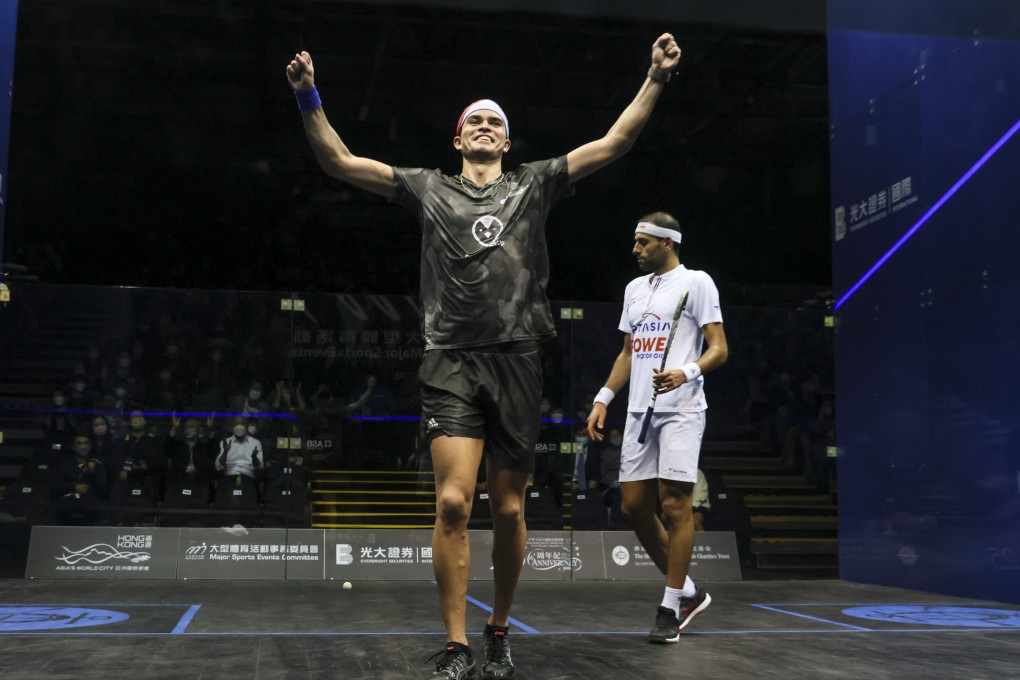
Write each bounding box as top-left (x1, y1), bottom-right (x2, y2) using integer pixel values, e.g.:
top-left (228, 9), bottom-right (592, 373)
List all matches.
top-left (834, 118), bottom-right (1020, 310)
top-left (0, 0), bottom-right (18, 279)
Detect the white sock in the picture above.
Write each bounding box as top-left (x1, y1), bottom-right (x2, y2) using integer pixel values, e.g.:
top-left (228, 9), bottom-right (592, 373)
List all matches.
top-left (681, 575), bottom-right (697, 599)
top-left (660, 586), bottom-right (684, 616)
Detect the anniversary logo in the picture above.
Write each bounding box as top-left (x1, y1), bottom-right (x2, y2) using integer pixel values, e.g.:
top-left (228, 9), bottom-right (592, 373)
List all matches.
top-left (524, 536), bottom-right (581, 573)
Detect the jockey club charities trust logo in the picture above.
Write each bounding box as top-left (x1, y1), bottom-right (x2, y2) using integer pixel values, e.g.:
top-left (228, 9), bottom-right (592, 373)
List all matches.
top-left (472, 215), bottom-right (505, 248)
top-left (612, 545), bottom-right (630, 566)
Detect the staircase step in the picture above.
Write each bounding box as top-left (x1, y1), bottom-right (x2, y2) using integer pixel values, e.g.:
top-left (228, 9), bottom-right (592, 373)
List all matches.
top-left (722, 474), bottom-right (818, 490)
top-left (751, 515), bottom-right (838, 530)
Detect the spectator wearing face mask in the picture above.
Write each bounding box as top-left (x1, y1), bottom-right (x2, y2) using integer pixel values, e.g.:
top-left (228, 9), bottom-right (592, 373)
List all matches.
top-left (67, 374), bottom-right (94, 413)
top-left (160, 338), bottom-right (192, 377)
top-left (45, 388), bottom-right (74, 442)
top-left (75, 345), bottom-right (106, 388)
top-left (95, 391), bottom-right (128, 439)
top-left (52, 433), bottom-right (110, 525)
top-left (229, 380), bottom-right (270, 419)
top-left (272, 380), bottom-right (308, 417)
top-left (103, 351), bottom-right (146, 402)
top-left (148, 365), bottom-right (189, 411)
top-left (195, 347), bottom-right (232, 399)
top-left (212, 416), bottom-right (264, 525)
top-left (162, 414), bottom-right (217, 525)
top-left (167, 414), bottom-right (216, 481)
top-left (90, 415), bottom-right (118, 487)
top-left (215, 416), bottom-right (264, 480)
top-left (111, 411), bottom-right (166, 502)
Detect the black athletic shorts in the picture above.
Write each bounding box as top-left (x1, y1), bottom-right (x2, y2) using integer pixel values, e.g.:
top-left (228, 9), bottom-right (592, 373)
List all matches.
top-left (419, 340), bottom-right (542, 473)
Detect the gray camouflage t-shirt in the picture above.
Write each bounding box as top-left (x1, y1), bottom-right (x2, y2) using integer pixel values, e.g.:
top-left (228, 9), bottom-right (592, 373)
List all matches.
top-left (391, 156), bottom-right (572, 350)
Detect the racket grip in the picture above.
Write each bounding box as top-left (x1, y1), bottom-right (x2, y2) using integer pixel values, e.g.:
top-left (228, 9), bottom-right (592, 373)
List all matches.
top-left (637, 406), bottom-right (653, 444)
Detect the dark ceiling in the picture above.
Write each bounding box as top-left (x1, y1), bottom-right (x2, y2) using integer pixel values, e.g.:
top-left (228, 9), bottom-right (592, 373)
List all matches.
top-left (6, 0), bottom-right (831, 304)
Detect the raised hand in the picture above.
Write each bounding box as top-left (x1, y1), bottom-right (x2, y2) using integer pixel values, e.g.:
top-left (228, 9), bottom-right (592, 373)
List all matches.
top-left (651, 33), bottom-right (682, 72)
top-left (286, 51), bottom-right (316, 92)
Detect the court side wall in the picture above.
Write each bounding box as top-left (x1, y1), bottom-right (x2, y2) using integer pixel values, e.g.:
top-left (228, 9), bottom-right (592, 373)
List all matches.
top-left (828, 0), bottom-right (1020, 603)
top-left (0, 1), bottom-right (20, 275)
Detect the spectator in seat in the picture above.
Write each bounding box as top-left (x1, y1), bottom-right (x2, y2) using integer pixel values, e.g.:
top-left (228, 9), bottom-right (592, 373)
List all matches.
top-left (52, 433), bottom-right (110, 525)
top-left (692, 469), bottom-right (710, 532)
top-left (90, 415), bottom-right (118, 487)
top-left (228, 380), bottom-right (270, 419)
top-left (167, 415), bottom-right (216, 482)
top-left (111, 411), bottom-right (166, 500)
top-left (45, 387), bottom-right (74, 442)
top-left (104, 351), bottom-right (146, 403)
top-left (67, 374), bottom-right (94, 415)
top-left (75, 345), bottom-right (105, 388)
top-left (215, 416), bottom-right (264, 480)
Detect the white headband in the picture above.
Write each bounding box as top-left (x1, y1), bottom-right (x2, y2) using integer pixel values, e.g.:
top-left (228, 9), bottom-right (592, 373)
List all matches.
top-left (635, 221), bottom-right (682, 245)
top-left (457, 99), bottom-right (510, 139)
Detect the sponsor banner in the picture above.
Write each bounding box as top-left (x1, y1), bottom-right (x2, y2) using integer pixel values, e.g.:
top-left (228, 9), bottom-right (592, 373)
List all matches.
top-left (469, 530), bottom-right (604, 581)
top-left (325, 528), bottom-right (435, 580)
top-left (603, 531), bottom-right (742, 581)
top-left (565, 531), bottom-right (607, 581)
top-left (25, 527), bottom-right (738, 580)
top-left (26, 526), bottom-right (179, 579)
top-left (178, 528), bottom-right (324, 580)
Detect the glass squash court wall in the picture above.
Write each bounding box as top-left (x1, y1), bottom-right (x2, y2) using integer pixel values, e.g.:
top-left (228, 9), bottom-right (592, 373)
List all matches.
top-left (0, 283), bottom-right (831, 577)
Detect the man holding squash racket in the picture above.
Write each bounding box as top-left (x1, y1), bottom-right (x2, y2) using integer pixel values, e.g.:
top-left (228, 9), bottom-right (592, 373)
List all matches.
top-left (587, 212), bottom-right (728, 644)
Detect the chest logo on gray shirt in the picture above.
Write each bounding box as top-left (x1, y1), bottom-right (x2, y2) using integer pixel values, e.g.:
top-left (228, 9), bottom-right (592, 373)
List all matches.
top-left (472, 215), bottom-right (506, 248)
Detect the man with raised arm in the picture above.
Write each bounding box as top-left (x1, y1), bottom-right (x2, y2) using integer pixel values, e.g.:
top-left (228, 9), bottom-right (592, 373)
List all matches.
top-left (287, 35), bottom-right (681, 680)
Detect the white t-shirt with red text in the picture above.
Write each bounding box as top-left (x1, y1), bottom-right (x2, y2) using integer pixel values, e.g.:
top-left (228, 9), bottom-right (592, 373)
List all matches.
top-left (618, 264), bottom-right (723, 413)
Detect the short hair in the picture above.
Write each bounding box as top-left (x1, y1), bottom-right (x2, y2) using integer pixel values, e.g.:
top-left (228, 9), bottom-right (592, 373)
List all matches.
top-left (638, 211), bottom-right (682, 253)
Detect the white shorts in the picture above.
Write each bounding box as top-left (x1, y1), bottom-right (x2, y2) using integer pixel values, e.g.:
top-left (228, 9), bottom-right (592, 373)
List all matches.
top-left (619, 410), bottom-right (705, 483)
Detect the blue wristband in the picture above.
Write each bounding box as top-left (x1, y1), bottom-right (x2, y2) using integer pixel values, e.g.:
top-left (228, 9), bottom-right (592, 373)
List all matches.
top-left (295, 86), bottom-right (322, 112)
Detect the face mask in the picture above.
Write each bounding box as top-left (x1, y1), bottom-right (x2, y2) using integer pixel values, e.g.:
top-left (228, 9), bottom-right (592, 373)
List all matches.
top-left (74, 444), bottom-right (91, 456)
top-left (115, 388), bottom-right (127, 398)
top-left (183, 427), bottom-right (198, 439)
top-left (130, 419), bottom-right (145, 432)
top-left (609, 437), bottom-right (623, 447)
top-left (539, 402), bottom-right (550, 415)
top-left (93, 423), bottom-right (108, 436)
top-left (550, 412), bottom-right (564, 423)
top-left (73, 382), bottom-right (86, 393)
top-left (249, 390), bottom-right (262, 401)
top-left (53, 396), bottom-right (66, 406)
top-left (247, 425), bottom-right (258, 435)
top-left (118, 357), bottom-right (131, 368)
top-left (233, 425), bottom-right (247, 438)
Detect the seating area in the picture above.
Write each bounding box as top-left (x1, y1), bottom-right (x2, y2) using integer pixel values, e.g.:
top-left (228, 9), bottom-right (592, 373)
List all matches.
top-left (0, 283), bottom-right (837, 573)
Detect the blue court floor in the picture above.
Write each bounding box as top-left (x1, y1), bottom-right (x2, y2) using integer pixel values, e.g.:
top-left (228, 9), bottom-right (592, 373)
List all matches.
top-left (0, 578), bottom-right (1017, 679)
